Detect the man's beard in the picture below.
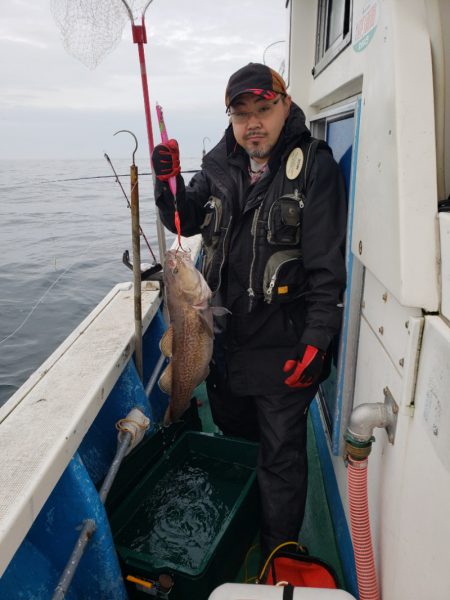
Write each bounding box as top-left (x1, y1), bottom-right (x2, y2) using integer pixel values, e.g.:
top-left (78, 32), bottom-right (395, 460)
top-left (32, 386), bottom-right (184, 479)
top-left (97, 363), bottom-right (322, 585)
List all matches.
top-left (246, 147), bottom-right (271, 159)
top-left (242, 129), bottom-right (274, 160)
top-left (245, 140), bottom-right (273, 160)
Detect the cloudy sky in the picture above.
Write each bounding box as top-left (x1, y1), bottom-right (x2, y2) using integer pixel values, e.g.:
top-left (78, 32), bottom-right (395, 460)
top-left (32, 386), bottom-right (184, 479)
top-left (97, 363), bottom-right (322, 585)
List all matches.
top-left (1, 0), bottom-right (288, 161)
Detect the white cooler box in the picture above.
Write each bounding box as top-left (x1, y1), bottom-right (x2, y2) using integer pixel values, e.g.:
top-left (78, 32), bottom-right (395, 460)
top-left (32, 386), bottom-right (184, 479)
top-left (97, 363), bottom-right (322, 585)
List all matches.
top-left (209, 583), bottom-right (357, 600)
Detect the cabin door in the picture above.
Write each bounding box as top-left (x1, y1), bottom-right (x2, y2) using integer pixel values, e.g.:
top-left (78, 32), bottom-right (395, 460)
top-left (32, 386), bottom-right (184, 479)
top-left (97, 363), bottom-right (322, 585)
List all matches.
top-left (311, 99), bottom-right (363, 454)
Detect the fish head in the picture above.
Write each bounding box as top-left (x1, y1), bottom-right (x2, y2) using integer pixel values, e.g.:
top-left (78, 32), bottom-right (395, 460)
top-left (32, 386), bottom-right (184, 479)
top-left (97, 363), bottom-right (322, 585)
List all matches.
top-left (164, 249), bottom-right (212, 307)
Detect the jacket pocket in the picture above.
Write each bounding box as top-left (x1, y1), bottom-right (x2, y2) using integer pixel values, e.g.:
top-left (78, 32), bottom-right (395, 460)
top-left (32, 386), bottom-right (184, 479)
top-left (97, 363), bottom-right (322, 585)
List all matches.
top-left (263, 249), bottom-right (307, 304)
top-left (200, 195), bottom-right (223, 250)
top-left (200, 196), bottom-right (232, 294)
top-left (267, 193), bottom-right (304, 246)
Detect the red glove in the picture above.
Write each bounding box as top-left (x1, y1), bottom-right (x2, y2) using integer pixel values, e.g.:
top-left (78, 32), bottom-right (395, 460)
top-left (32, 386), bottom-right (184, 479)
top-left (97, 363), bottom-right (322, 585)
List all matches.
top-left (283, 344), bottom-right (325, 388)
top-left (152, 139), bottom-right (181, 181)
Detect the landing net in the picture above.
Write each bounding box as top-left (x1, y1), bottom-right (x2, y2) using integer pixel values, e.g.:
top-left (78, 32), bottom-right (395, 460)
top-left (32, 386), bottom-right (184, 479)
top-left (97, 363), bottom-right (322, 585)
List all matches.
top-left (50, 0), bottom-right (151, 69)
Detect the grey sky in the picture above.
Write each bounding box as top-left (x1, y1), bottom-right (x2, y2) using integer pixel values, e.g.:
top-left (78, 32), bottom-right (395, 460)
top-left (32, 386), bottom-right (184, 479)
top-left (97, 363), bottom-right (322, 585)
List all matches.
top-left (1, 0), bottom-right (288, 161)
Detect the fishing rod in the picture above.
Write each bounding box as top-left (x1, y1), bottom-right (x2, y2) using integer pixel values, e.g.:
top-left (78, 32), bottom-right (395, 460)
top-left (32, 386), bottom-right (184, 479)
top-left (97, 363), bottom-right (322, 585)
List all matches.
top-left (156, 102), bottom-right (183, 249)
top-left (104, 149), bottom-right (163, 281)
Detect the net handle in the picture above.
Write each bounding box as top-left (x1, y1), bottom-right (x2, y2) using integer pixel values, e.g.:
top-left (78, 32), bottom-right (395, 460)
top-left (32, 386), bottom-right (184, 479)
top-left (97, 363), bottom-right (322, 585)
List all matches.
top-left (126, 0), bottom-right (167, 262)
top-left (120, 0), bottom-right (154, 22)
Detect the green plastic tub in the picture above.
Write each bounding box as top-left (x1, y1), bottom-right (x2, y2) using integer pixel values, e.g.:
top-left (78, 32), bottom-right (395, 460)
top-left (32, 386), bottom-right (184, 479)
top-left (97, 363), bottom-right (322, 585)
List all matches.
top-left (110, 431), bottom-right (260, 600)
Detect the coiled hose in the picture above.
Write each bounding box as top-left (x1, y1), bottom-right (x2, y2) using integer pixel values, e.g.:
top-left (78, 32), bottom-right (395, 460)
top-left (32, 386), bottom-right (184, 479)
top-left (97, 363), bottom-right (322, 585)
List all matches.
top-left (347, 456), bottom-right (380, 600)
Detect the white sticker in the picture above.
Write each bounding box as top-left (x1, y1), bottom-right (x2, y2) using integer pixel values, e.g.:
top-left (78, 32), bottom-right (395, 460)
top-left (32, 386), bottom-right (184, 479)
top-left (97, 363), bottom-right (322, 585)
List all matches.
top-left (353, 0), bottom-right (380, 53)
top-left (286, 147), bottom-right (304, 180)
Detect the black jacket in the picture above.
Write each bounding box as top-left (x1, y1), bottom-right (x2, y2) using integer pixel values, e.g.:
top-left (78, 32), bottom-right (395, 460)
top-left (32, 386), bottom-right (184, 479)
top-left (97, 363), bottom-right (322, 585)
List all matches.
top-left (156, 103), bottom-right (347, 395)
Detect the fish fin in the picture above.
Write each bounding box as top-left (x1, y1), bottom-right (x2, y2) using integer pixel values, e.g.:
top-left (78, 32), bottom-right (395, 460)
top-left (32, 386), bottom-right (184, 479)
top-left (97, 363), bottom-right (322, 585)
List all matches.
top-left (198, 312), bottom-right (214, 339)
top-left (158, 363), bottom-right (172, 395)
top-left (211, 306), bottom-right (231, 316)
top-left (193, 304), bottom-right (231, 317)
top-left (160, 325), bottom-right (173, 357)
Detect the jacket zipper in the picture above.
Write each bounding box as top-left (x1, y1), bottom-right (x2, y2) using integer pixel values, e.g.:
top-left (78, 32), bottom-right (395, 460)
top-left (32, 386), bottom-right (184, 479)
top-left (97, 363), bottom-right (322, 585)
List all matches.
top-left (265, 256), bottom-right (302, 304)
top-left (247, 203), bottom-right (263, 309)
top-left (293, 188), bottom-right (305, 207)
top-left (212, 215), bottom-right (233, 295)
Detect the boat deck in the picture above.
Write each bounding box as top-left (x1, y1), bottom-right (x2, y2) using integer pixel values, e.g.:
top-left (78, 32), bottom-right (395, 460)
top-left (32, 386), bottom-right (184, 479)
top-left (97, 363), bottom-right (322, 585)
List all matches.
top-left (0, 280), bottom-right (162, 579)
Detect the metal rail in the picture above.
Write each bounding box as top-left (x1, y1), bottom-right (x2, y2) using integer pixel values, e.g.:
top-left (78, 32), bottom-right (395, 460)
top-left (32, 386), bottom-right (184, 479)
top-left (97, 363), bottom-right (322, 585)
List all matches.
top-left (51, 432), bottom-right (133, 600)
top-left (144, 353), bottom-right (167, 398)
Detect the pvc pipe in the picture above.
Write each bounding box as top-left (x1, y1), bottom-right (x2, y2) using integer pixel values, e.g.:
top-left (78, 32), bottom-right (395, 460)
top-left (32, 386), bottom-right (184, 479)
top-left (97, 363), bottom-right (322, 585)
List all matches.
top-left (347, 457), bottom-right (379, 600)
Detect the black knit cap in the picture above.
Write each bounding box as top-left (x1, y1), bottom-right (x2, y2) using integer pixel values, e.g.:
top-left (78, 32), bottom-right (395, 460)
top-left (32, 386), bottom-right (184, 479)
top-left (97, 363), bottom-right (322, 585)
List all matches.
top-left (225, 63), bottom-right (287, 109)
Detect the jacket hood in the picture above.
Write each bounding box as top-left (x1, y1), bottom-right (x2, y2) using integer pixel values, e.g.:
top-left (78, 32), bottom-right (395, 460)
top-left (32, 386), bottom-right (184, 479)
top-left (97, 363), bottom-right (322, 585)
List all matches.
top-left (282, 102), bottom-right (311, 150)
top-left (203, 102), bottom-right (311, 170)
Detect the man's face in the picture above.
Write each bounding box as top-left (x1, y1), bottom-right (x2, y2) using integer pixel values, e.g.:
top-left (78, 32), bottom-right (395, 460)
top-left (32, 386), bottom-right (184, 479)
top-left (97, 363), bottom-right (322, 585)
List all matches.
top-left (230, 93), bottom-right (291, 163)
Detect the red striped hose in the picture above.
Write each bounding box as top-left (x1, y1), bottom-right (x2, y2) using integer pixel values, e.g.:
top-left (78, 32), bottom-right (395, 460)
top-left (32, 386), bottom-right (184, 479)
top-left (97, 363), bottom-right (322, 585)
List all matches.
top-left (348, 456), bottom-right (380, 600)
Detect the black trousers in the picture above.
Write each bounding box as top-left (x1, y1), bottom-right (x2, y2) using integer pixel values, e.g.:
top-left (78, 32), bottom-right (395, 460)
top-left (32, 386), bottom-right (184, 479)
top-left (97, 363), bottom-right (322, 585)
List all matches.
top-left (206, 368), bottom-right (317, 560)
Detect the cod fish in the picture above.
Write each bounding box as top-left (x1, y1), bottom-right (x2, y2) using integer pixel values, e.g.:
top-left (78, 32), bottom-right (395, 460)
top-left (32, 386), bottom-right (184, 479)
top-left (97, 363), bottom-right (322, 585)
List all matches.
top-left (159, 249), bottom-right (214, 425)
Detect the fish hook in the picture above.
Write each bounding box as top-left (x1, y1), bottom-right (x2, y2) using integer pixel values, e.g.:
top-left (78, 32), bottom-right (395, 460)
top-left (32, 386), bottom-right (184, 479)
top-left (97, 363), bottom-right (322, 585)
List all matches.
top-left (114, 129), bottom-right (138, 165)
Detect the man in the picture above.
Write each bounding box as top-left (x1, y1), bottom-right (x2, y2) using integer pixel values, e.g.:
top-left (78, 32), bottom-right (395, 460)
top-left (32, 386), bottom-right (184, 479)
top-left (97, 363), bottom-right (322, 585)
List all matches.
top-left (152, 63), bottom-right (347, 562)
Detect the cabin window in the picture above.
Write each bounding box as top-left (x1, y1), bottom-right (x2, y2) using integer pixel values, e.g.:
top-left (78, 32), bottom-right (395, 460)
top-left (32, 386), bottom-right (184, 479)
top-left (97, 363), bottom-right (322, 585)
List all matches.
top-left (310, 101), bottom-right (363, 454)
top-left (314, 0), bottom-right (352, 76)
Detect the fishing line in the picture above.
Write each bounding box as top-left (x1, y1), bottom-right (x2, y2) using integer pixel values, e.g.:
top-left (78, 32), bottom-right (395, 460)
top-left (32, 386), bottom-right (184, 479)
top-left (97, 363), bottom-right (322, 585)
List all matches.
top-left (1, 170), bottom-right (200, 189)
top-left (41, 169), bottom-right (200, 183)
top-left (104, 152), bottom-right (157, 262)
top-left (0, 239), bottom-right (124, 347)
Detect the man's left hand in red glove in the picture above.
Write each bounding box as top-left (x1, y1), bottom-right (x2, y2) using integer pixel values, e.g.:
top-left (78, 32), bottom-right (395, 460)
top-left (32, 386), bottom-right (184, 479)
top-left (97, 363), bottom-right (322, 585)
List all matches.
top-left (283, 343), bottom-right (325, 388)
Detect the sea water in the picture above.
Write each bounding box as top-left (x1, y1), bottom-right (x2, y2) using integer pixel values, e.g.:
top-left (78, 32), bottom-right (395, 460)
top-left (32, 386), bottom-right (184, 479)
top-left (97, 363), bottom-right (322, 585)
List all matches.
top-left (116, 451), bottom-right (252, 572)
top-left (0, 157), bottom-right (200, 407)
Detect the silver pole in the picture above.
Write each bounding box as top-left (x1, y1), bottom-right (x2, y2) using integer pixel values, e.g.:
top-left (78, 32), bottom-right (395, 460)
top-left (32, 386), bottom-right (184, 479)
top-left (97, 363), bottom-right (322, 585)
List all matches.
top-left (99, 432), bottom-right (132, 503)
top-left (144, 353), bottom-right (166, 398)
top-left (51, 432), bottom-right (133, 600)
top-left (51, 520), bottom-right (96, 600)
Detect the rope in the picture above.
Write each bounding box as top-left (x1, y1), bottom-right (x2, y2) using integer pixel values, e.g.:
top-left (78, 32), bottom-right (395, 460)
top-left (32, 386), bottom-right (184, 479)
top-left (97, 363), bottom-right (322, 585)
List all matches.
top-left (115, 416), bottom-right (148, 444)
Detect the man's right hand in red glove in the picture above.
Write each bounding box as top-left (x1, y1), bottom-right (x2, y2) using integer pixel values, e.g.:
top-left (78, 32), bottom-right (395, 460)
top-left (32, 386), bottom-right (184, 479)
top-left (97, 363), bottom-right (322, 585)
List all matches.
top-left (152, 139), bottom-right (181, 182)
